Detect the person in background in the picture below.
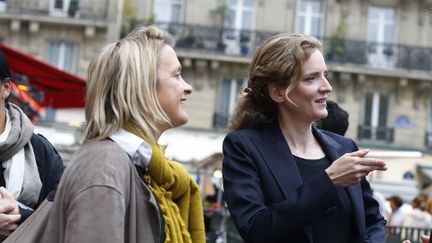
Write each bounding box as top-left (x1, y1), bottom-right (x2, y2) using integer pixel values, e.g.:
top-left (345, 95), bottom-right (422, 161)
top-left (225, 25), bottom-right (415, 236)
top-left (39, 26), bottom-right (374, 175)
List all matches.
top-left (400, 196), bottom-right (432, 242)
top-left (317, 100), bottom-right (349, 136)
top-left (0, 51), bottom-right (63, 238)
top-left (387, 195), bottom-right (412, 227)
top-left (403, 196), bottom-right (432, 229)
top-left (40, 26), bottom-right (205, 243)
top-left (222, 33), bottom-right (387, 243)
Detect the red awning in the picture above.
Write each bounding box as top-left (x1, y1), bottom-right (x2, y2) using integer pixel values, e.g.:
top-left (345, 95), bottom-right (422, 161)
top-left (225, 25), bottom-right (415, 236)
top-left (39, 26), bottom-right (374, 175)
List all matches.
top-left (0, 43), bottom-right (86, 108)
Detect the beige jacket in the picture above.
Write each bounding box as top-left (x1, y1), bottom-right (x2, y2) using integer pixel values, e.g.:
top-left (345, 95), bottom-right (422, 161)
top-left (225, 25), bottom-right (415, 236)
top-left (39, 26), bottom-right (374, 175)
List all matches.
top-left (41, 139), bottom-right (161, 243)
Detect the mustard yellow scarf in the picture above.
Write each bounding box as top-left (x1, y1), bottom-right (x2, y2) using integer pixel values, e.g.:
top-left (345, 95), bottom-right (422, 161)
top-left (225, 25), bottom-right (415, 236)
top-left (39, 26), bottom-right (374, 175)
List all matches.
top-left (124, 125), bottom-right (206, 243)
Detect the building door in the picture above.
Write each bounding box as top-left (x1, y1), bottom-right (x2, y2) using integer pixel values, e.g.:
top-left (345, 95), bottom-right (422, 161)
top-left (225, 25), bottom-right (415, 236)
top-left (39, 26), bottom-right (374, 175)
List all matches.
top-left (295, 0), bottom-right (324, 37)
top-left (367, 6), bottom-right (396, 68)
top-left (223, 0), bottom-right (255, 55)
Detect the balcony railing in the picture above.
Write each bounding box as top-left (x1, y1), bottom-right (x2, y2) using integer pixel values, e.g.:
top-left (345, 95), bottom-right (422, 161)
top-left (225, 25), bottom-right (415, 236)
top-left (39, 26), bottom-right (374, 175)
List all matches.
top-left (150, 22), bottom-right (432, 72)
top-left (5, 0), bottom-right (108, 21)
top-left (358, 125), bottom-right (394, 143)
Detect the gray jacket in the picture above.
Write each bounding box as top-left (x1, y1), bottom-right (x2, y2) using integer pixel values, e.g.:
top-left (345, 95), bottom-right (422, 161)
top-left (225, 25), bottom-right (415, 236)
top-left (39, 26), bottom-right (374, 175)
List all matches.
top-left (41, 139), bottom-right (161, 243)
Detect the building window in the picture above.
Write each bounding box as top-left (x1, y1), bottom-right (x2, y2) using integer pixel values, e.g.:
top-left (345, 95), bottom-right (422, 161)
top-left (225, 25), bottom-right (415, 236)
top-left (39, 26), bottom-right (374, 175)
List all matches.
top-left (358, 91), bottom-right (393, 142)
top-left (223, 0), bottom-right (256, 55)
top-left (154, 0), bottom-right (184, 23)
top-left (213, 78), bottom-right (245, 129)
top-left (0, 0), bottom-right (6, 12)
top-left (425, 99), bottom-right (432, 147)
top-left (50, 0), bottom-right (79, 17)
top-left (46, 41), bottom-right (77, 73)
top-left (295, 0), bottom-right (323, 37)
top-left (367, 6), bottom-right (396, 68)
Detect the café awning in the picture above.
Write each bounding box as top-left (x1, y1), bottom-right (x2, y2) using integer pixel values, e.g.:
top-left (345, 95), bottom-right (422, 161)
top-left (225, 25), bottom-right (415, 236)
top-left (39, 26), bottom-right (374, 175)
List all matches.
top-left (0, 43), bottom-right (86, 108)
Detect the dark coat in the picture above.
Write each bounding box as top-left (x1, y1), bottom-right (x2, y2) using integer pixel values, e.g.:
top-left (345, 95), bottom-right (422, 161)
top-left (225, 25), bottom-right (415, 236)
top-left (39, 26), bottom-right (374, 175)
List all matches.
top-left (18, 133), bottom-right (64, 222)
top-left (222, 122), bottom-right (386, 243)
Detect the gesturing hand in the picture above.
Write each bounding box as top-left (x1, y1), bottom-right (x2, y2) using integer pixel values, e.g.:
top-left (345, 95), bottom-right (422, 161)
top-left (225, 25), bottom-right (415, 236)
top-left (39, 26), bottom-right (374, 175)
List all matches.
top-left (0, 187), bottom-right (21, 237)
top-left (325, 149), bottom-right (387, 187)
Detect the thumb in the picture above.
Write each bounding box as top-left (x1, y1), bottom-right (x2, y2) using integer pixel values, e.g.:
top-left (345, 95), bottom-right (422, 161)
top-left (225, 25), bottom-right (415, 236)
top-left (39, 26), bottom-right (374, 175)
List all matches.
top-left (350, 149), bottom-right (369, 158)
top-left (0, 187), bottom-right (15, 200)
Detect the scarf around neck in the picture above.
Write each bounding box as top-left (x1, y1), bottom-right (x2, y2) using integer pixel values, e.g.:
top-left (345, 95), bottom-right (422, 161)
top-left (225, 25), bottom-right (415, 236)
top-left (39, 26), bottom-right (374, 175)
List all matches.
top-left (0, 103), bottom-right (42, 207)
top-left (123, 124), bottom-right (205, 243)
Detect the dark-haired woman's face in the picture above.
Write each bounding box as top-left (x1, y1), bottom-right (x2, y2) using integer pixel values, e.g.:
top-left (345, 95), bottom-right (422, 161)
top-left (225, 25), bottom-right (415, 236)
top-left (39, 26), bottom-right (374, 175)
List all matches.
top-left (284, 49), bottom-right (332, 122)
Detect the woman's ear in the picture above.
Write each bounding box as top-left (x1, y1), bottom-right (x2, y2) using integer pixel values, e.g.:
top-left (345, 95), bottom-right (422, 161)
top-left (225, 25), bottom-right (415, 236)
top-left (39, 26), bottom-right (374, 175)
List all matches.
top-left (268, 83), bottom-right (285, 103)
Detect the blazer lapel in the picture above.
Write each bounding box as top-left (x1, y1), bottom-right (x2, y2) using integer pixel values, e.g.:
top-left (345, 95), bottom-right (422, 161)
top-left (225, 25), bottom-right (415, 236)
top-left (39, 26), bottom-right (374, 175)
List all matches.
top-left (313, 128), bottom-right (365, 239)
top-left (252, 122), bottom-right (311, 241)
top-left (252, 122), bottom-right (303, 197)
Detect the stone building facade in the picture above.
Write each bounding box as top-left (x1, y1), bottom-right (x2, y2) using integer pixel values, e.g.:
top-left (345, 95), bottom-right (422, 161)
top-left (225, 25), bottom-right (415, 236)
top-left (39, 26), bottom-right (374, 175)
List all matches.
top-left (0, 0), bottom-right (123, 78)
top-left (135, 0), bottom-right (432, 153)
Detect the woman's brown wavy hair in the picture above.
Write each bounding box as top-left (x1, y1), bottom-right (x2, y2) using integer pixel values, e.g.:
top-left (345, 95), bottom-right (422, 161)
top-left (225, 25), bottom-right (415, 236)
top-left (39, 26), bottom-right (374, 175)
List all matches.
top-left (229, 33), bottom-right (322, 130)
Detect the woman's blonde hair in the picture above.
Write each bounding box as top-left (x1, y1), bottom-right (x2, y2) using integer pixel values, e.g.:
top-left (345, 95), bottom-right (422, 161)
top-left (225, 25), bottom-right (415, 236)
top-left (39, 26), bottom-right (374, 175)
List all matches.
top-left (229, 33), bottom-right (322, 130)
top-left (83, 25), bottom-right (174, 143)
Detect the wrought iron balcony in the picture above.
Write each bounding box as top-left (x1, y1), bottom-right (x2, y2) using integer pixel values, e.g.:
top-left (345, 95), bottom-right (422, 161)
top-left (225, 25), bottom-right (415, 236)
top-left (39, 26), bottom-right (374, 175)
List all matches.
top-left (358, 125), bottom-right (394, 143)
top-left (154, 22), bottom-right (432, 72)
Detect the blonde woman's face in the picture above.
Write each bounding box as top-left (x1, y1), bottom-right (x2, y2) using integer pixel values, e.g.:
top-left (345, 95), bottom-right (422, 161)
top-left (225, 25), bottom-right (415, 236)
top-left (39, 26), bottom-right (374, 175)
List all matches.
top-left (156, 45), bottom-right (193, 129)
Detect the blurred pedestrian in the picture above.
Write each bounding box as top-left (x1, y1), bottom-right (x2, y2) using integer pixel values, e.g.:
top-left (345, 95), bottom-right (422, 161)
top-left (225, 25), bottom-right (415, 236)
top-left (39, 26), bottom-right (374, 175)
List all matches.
top-left (223, 33), bottom-right (387, 243)
top-left (0, 51), bottom-right (63, 238)
top-left (387, 195), bottom-right (412, 227)
top-left (403, 196), bottom-right (432, 228)
top-left (40, 25), bottom-right (205, 243)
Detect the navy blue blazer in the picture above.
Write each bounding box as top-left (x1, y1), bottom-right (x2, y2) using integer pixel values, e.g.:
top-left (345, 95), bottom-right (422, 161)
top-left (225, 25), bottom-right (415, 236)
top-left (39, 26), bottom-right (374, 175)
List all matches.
top-left (222, 122), bottom-right (386, 243)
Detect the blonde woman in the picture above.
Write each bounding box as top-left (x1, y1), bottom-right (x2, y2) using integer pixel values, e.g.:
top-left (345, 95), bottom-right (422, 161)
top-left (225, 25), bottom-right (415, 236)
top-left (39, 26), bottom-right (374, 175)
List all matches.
top-left (41, 26), bottom-right (205, 243)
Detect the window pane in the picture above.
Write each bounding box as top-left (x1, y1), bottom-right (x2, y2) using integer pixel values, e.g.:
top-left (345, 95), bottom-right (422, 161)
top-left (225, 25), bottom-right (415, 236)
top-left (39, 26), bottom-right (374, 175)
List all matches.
top-left (242, 11), bottom-right (252, 29)
top-left (54, 0), bottom-right (63, 9)
top-left (311, 1), bottom-right (321, 13)
top-left (171, 4), bottom-right (181, 23)
top-left (47, 42), bottom-right (60, 67)
top-left (228, 0), bottom-right (237, 6)
top-left (243, 0), bottom-right (255, 7)
top-left (378, 94), bottom-right (388, 127)
top-left (154, 0), bottom-right (170, 22)
top-left (384, 25), bottom-right (395, 43)
top-left (298, 0), bottom-right (306, 12)
top-left (311, 18), bottom-right (320, 36)
top-left (63, 43), bottom-right (75, 72)
top-left (296, 16), bottom-right (305, 33)
top-left (364, 93), bottom-right (373, 126)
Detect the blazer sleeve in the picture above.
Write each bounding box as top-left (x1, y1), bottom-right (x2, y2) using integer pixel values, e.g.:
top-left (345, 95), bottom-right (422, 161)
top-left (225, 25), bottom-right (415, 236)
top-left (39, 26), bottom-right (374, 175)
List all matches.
top-left (222, 132), bottom-right (344, 243)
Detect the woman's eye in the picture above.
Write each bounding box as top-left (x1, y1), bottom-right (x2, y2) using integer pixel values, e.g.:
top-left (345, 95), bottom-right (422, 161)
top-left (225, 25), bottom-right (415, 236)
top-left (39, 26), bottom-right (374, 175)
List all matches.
top-left (306, 76), bottom-right (316, 82)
